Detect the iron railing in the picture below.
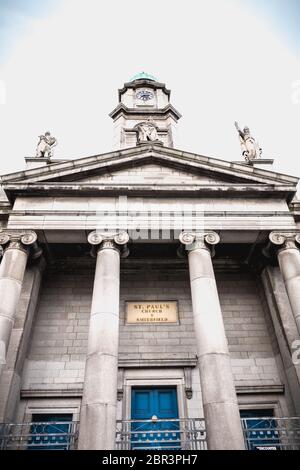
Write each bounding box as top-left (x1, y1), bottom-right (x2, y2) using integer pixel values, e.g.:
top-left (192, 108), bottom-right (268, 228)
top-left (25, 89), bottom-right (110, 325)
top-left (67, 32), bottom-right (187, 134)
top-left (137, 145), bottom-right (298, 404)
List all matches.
top-left (0, 421), bottom-right (79, 450)
top-left (1, 417), bottom-right (300, 450)
top-left (116, 418), bottom-right (207, 450)
top-left (242, 417), bottom-right (300, 450)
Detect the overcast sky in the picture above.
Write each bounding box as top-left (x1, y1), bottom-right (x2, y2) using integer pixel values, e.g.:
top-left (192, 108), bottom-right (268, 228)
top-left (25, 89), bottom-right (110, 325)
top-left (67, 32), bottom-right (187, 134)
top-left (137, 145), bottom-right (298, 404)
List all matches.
top-left (0, 0), bottom-right (299, 188)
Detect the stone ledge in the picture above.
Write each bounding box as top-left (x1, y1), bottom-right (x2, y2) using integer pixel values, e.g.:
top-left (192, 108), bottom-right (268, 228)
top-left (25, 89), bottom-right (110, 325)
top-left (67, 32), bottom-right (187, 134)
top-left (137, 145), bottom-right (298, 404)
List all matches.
top-left (20, 383), bottom-right (285, 399)
top-left (137, 140), bottom-right (164, 147)
top-left (21, 388), bottom-right (83, 398)
top-left (25, 157), bottom-right (51, 170)
top-left (233, 159), bottom-right (274, 167)
top-left (118, 357), bottom-right (197, 368)
top-left (236, 384), bottom-right (284, 395)
top-left (3, 183), bottom-right (297, 205)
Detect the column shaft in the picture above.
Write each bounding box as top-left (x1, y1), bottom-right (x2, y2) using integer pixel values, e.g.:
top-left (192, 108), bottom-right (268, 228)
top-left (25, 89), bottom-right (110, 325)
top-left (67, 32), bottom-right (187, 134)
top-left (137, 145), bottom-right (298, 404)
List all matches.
top-left (78, 245), bottom-right (120, 450)
top-left (277, 246), bottom-right (300, 335)
top-left (0, 257), bottom-right (45, 422)
top-left (0, 246), bottom-right (28, 378)
top-left (188, 247), bottom-right (245, 450)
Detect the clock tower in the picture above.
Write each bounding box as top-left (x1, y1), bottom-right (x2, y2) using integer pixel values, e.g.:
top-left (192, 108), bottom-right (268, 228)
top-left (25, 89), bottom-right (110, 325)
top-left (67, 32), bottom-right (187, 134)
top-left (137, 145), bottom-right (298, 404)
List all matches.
top-left (109, 72), bottom-right (181, 149)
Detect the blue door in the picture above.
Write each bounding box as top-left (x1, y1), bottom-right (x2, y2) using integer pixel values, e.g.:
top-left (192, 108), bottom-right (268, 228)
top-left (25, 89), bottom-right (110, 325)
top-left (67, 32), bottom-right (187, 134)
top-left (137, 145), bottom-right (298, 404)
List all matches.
top-left (131, 387), bottom-right (180, 450)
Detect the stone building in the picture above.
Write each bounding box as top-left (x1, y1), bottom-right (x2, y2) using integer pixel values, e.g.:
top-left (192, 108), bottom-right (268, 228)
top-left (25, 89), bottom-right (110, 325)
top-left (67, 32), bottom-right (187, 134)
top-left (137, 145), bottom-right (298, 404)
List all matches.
top-left (0, 73), bottom-right (300, 450)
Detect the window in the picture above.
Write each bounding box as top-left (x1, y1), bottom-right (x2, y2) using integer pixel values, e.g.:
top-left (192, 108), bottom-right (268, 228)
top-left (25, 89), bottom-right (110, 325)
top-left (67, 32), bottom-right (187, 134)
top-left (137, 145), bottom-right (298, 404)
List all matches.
top-left (28, 414), bottom-right (73, 450)
top-left (240, 409), bottom-right (280, 450)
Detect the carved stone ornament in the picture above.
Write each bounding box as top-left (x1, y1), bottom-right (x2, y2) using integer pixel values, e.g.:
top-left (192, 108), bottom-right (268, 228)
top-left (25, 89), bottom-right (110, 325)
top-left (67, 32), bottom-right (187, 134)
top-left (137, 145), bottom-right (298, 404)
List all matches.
top-left (136, 119), bottom-right (158, 143)
top-left (269, 232), bottom-right (300, 249)
top-left (0, 233), bottom-right (10, 246)
top-left (179, 231), bottom-right (220, 247)
top-left (205, 232), bottom-right (221, 245)
top-left (0, 230), bottom-right (38, 249)
top-left (88, 231), bottom-right (129, 246)
top-left (20, 232), bottom-right (38, 245)
top-left (87, 231), bottom-right (103, 246)
top-left (114, 232), bottom-right (130, 245)
top-left (87, 231), bottom-right (130, 258)
top-left (234, 121), bottom-right (262, 164)
top-left (117, 368), bottom-right (124, 401)
top-left (179, 232), bottom-right (196, 246)
top-left (184, 367), bottom-right (193, 400)
top-left (100, 240), bottom-right (118, 251)
top-left (36, 131), bottom-right (57, 159)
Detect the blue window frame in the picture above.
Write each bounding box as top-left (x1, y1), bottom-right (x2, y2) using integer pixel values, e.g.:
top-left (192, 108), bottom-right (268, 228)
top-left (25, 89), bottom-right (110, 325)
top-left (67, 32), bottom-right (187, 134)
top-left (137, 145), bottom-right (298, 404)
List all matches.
top-left (240, 409), bottom-right (280, 450)
top-left (28, 414), bottom-right (73, 450)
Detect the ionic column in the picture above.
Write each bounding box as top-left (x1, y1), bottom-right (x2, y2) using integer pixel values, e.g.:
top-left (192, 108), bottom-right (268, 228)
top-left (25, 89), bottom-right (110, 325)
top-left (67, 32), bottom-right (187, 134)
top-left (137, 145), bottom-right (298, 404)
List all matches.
top-left (0, 230), bottom-right (38, 378)
top-left (269, 232), bottom-right (300, 336)
top-left (179, 232), bottom-right (245, 450)
top-left (78, 231), bottom-right (129, 450)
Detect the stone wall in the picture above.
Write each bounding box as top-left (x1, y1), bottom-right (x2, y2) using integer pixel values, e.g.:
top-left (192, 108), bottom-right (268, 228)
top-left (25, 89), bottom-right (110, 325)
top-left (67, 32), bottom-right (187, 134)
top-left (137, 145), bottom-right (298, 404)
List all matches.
top-left (21, 264), bottom-right (92, 391)
top-left (119, 269), bottom-right (196, 362)
top-left (78, 164), bottom-right (218, 184)
top-left (21, 262), bottom-right (282, 393)
top-left (220, 272), bottom-right (281, 386)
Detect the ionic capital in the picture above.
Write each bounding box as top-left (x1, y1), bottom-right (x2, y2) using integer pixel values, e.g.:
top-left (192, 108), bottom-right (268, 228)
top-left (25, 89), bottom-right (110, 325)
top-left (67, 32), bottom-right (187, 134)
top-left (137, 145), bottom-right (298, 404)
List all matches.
top-left (0, 230), bottom-right (41, 257)
top-left (269, 232), bottom-right (300, 251)
top-left (179, 231), bottom-right (220, 253)
top-left (87, 231), bottom-right (130, 257)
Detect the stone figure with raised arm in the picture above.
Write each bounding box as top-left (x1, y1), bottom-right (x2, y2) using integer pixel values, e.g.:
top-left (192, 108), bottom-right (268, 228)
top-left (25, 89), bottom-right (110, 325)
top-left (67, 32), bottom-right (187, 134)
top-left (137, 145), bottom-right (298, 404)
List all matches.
top-left (36, 131), bottom-right (58, 158)
top-left (137, 118), bottom-right (158, 143)
top-left (234, 121), bottom-right (262, 163)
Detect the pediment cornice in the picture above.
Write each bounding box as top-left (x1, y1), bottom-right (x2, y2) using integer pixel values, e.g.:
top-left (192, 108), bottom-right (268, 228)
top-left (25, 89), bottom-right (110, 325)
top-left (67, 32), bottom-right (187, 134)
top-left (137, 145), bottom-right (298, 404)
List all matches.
top-left (0, 144), bottom-right (298, 203)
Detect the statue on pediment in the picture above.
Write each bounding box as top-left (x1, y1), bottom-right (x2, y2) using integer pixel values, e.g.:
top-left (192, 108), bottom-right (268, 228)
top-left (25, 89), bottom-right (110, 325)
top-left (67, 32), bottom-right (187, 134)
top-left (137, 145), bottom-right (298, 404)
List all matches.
top-left (36, 131), bottom-right (57, 158)
top-left (235, 121), bottom-right (262, 163)
top-left (137, 118), bottom-right (158, 143)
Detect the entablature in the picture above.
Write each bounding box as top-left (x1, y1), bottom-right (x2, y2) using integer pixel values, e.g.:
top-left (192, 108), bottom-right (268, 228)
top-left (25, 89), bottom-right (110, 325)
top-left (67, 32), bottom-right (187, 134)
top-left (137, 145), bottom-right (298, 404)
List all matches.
top-left (2, 182), bottom-right (297, 204)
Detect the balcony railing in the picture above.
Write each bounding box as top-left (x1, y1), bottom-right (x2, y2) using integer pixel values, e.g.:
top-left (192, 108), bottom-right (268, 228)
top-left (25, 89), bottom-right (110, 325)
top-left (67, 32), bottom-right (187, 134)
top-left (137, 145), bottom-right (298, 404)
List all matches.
top-left (242, 417), bottom-right (300, 450)
top-left (116, 418), bottom-right (207, 450)
top-left (0, 421), bottom-right (79, 450)
top-left (1, 417), bottom-right (300, 450)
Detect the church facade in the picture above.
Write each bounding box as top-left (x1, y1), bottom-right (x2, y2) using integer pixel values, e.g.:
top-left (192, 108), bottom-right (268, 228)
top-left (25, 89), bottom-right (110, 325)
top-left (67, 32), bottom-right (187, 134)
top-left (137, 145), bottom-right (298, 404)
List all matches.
top-left (0, 73), bottom-right (300, 450)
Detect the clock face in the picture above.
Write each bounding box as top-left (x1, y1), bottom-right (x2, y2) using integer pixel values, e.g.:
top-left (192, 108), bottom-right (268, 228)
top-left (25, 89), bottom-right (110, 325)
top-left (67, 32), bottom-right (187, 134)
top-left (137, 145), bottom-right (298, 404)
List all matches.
top-left (136, 90), bottom-right (154, 102)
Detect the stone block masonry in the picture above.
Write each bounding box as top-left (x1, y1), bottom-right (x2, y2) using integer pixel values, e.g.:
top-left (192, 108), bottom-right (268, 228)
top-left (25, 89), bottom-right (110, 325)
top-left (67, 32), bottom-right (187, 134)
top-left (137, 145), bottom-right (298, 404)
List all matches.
top-left (22, 264), bottom-right (93, 390)
top-left (219, 273), bottom-right (281, 386)
top-left (21, 262), bottom-right (281, 391)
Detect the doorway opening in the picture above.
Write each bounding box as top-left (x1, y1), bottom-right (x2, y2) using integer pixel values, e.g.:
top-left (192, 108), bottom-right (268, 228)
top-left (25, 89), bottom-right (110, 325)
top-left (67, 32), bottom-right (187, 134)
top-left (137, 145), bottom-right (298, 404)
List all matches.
top-left (130, 386), bottom-right (180, 450)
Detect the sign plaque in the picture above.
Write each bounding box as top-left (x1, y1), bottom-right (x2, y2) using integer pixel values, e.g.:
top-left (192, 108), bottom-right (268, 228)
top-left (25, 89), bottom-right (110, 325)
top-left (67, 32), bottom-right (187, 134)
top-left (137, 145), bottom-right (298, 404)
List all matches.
top-left (126, 301), bottom-right (178, 324)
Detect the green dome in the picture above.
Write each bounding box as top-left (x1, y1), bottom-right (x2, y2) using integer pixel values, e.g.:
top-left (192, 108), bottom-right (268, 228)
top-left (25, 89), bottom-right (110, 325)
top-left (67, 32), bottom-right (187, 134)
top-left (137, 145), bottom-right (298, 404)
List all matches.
top-left (130, 72), bottom-right (157, 82)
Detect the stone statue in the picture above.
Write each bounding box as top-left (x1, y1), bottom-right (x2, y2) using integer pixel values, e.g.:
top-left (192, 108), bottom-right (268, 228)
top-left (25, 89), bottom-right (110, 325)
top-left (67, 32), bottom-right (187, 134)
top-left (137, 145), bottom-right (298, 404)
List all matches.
top-left (137, 118), bottom-right (158, 143)
top-left (234, 121), bottom-right (262, 164)
top-left (36, 131), bottom-right (57, 158)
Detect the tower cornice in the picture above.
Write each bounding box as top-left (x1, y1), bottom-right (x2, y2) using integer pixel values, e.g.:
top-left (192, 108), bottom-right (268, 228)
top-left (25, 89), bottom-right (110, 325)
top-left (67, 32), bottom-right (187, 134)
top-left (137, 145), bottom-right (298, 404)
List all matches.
top-left (118, 80), bottom-right (171, 101)
top-left (109, 103), bottom-right (181, 121)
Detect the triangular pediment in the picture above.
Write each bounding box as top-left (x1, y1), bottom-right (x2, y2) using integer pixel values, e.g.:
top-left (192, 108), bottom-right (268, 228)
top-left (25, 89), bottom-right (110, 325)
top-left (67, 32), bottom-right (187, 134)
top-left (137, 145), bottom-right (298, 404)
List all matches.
top-left (0, 145), bottom-right (298, 203)
top-left (74, 162), bottom-right (234, 185)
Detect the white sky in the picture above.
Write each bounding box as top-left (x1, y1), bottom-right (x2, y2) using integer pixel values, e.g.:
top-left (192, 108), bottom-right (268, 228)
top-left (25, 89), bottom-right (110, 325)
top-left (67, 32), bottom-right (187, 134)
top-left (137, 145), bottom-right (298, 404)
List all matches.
top-left (0, 0), bottom-right (300, 190)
